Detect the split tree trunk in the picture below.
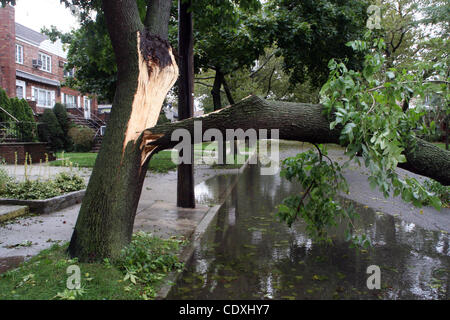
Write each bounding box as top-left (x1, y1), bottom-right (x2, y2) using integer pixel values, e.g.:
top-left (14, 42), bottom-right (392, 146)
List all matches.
top-left (68, 0), bottom-right (178, 261)
top-left (144, 95), bottom-right (450, 185)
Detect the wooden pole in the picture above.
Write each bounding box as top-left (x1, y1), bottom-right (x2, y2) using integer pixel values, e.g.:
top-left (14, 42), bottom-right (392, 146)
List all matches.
top-left (177, 0), bottom-right (195, 208)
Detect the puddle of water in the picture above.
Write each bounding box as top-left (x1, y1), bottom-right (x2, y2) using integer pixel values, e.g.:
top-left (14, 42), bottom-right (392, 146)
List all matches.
top-left (195, 174), bottom-right (238, 206)
top-left (169, 163), bottom-right (449, 300)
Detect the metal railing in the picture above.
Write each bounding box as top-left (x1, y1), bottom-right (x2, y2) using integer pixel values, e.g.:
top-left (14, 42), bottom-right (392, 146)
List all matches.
top-left (69, 105), bottom-right (106, 128)
top-left (0, 122), bottom-right (42, 143)
top-left (0, 106), bottom-right (19, 122)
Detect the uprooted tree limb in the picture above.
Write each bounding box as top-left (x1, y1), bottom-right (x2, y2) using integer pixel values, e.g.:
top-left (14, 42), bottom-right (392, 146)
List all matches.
top-left (142, 95), bottom-right (450, 186)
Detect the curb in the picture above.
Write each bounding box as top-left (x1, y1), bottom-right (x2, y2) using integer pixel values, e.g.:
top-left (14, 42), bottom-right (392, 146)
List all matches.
top-left (0, 189), bottom-right (85, 214)
top-left (156, 150), bottom-right (255, 299)
top-left (0, 205), bottom-right (29, 223)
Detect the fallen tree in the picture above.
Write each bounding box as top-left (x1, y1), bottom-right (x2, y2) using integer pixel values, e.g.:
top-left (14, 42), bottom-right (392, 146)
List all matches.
top-left (56, 0), bottom-right (448, 262)
top-left (144, 95), bottom-right (450, 186)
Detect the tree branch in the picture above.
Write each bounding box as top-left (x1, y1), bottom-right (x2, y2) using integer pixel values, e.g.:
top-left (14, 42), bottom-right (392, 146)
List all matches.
top-left (143, 95), bottom-right (450, 185)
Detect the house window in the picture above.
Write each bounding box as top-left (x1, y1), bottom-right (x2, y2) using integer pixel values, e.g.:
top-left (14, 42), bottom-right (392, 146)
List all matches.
top-left (16, 80), bottom-right (26, 99)
top-left (32, 87), bottom-right (55, 108)
top-left (63, 94), bottom-right (78, 108)
top-left (63, 62), bottom-right (75, 78)
top-left (15, 44), bottom-right (23, 64)
top-left (38, 52), bottom-right (51, 72)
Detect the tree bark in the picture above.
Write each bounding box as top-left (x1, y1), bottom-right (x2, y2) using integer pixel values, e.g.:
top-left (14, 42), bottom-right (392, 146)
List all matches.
top-left (211, 69), bottom-right (222, 111)
top-left (68, 0), bottom-right (178, 261)
top-left (145, 0), bottom-right (172, 39)
top-left (144, 95), bottom-right (450, 185)
top-left (221, 73), bottom-right (235, 105)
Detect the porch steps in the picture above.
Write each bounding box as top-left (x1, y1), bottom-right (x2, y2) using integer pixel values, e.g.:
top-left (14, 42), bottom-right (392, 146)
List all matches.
top-left (67, 113), bottom-right (105, 152)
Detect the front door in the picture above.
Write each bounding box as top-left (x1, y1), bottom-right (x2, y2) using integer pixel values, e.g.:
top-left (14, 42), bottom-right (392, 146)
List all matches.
top-left (84, 97), bottom-right (91, 119)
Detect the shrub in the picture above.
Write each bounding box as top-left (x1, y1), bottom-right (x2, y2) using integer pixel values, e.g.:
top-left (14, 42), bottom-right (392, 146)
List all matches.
top-left (10, 97), bottom-right (34, 122)
top-left (0, 172), bottom-right (85, 200)
top-left (0, 167), bottom-right (12, 194)
top-left (38, 109), bottom-right (64, 151)
top-left (53, 103), bottom-right (73, 151)
top-left (10, 98), bottom-right (36, 141)
top-left (0, 88), bottom-right (12, 122)
top-left (53, 172), bottom-right (85, 193)
top-left (3, 179), bottom-right (61, 200)
top-left (68, 126), bottom-right (94, 152)
top-left (0, 89), bottom-right (37, 142)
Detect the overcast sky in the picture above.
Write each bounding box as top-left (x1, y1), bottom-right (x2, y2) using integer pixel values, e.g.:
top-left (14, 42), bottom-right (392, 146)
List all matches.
top-left (15, 0), bottom-right (80, 33)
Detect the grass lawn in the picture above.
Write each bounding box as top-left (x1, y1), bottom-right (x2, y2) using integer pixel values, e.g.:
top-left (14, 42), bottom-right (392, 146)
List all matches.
top-left (0, 234), bottom-right (185, 300)
top-left (51, 142), bottom-right (252, 172)
top-left (51, 150), bottom-right (178, 173)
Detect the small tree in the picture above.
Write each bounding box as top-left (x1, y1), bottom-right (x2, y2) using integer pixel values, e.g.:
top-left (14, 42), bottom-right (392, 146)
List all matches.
top-left (53, 103), bottom-right (73, 151)
top-left (10, 98), bottom-right (35, 141)
top-left (0, 88), bottom-right (13, 122)
top-left (38, 109), bottom-right (64, 151)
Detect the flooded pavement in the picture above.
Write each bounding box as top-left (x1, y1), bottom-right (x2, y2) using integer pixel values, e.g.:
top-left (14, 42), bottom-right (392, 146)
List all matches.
top-left (168, 160), bottom-right (449, 300)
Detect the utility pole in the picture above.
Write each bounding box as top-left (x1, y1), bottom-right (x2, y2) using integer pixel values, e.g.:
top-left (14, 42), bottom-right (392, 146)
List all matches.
top-left (177, 0), bottom-right (195, 208)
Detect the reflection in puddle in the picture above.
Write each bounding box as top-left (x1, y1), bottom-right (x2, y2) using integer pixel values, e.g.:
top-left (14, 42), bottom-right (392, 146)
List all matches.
top-left (169, 163), bottom-right (449, 300)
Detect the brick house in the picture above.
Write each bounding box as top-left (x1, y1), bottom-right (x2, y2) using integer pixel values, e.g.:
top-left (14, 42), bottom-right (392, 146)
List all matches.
top-left (0, 4), bottom-right (98, 119)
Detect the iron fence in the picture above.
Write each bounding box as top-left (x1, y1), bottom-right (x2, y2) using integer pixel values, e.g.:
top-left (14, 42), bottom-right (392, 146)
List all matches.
top-left (0, 122), bottom-right (43, 143)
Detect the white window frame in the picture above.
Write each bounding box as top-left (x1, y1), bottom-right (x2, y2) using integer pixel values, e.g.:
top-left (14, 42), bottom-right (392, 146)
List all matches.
top-left (83, 96), bottom-right (91, 119)
top-left (63, 62), bottom-right (75, 78)
top-left (16, 80), bottom-right (26, 99)
top-left (31, 86), bottom-right (55, 108)
top-left (38, 52), bottom-right (51, 73)
top-left (15, 44), bottom-right (23, 64)
top-left (63, 93), bottom-right (77, 108)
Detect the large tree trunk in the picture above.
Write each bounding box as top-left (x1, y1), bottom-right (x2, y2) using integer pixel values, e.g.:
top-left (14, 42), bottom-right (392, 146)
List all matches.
top-left (68, 0), bottom-right (178, 261)
top-left (144, 95), bottom-right (450, 185)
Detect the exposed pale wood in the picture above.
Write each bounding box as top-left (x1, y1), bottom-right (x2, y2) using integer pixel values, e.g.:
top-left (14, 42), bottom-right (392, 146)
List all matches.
top-left (123, 32), bottom-right (178, 165)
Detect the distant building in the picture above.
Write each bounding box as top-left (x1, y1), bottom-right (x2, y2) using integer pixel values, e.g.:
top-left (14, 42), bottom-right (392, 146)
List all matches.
top-left (0, 5), bottom-right (97, 119)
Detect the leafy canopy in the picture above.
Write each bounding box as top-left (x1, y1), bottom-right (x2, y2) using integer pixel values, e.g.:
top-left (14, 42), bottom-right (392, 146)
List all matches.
top-left (277, 33), bottom-right (449, 246)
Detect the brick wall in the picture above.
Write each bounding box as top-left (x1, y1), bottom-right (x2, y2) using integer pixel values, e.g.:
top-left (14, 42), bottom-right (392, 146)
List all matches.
top-left (0, 5), bottom-right (16, 98)
top-left (0, 142), bottom-right (56, 164)
top-left (16, 39), bottom-right (66, 83)
top-left (0, 5), bottom-right (99, 116)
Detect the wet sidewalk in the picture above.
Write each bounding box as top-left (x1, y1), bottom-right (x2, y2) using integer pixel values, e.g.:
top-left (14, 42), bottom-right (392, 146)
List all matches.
top-left (0, 163), bottom-right (244, 273)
